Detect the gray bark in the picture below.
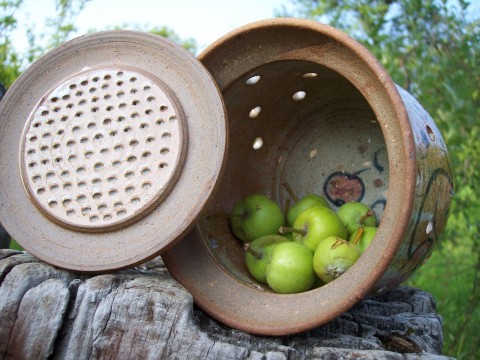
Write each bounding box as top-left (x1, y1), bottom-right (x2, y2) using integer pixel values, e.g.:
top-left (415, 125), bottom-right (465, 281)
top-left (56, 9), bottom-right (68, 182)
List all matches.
top-left (0, 249), bottom-right (454, 360)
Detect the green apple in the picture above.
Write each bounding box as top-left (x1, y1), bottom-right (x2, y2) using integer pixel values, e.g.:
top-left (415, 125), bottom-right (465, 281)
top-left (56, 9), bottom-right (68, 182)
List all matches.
top-left (244, 235), bottom-right (290, 283)
top-left (286, 194), bottom-right (330, 226)
top-left (349, 226), bottom-right (377, 254)
top-left (281, 180), bottom-right (330, 226)
top-left (230, 194), bottom-right (284, 243)
top-left (313, 236), bottom-right (360, 283)
top-left (337, 202), bottom-right (376, 236)
top-left (266, 241), bottom-right (316, 294)
top-left (281, 206), bottom-right (348, 252)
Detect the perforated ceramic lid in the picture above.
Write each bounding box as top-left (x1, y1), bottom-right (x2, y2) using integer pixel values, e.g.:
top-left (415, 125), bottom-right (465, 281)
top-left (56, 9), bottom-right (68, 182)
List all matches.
top-left (0, 31), bottom-right (227, 271)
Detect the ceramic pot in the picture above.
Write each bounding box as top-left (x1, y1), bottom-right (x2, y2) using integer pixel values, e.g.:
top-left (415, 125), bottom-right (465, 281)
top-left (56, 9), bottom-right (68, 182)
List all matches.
top-left (162, 18), bottom-right (453, 335)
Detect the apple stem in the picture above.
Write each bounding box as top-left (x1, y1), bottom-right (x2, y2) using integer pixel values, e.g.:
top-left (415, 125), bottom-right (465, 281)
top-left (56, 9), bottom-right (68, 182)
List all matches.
top-left (281, 180), bottom-right (300, 203)
top-left (359, 209), bottom-right (375, 224)
top-left (279, 226), bottom-right (307, 236)
top-left (243, 242), bottom-right (262, 259)
top-left (352, 227), bottom-right (365, 245)
top-left (285, 197), bottom-right (291, 216)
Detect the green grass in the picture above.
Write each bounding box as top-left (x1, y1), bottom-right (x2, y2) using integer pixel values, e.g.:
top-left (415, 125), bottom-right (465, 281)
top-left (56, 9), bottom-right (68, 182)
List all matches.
top-left (407, 237), bottom-right (480, 359)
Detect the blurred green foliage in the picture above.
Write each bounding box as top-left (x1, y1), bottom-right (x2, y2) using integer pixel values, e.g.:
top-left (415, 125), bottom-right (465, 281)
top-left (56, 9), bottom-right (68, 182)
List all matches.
top-left (281, 0), bottom-right (479, 358)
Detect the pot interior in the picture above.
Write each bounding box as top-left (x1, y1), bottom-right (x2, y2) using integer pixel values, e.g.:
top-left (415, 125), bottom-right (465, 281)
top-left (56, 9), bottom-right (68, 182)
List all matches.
top-left (196, 59), bottom-right (389, 286)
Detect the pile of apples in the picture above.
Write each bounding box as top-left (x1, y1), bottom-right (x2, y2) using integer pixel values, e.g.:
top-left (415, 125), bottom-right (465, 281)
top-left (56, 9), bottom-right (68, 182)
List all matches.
top-left (230, 185), bottom-right (377, 294)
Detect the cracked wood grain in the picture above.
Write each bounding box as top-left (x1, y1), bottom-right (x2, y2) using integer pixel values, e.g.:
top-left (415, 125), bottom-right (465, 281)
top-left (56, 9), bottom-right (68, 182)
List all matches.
top-left (0, 250), bottom-right (454, 360)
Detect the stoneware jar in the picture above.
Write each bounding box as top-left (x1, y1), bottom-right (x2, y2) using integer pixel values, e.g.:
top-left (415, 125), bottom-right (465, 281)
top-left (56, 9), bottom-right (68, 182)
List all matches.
top-left (0, 19), bottom-right (453, 336)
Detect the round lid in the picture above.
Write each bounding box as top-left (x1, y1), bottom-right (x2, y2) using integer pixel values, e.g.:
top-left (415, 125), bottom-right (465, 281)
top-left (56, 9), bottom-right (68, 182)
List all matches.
top-left (0, 31), bottom-right (227, 271)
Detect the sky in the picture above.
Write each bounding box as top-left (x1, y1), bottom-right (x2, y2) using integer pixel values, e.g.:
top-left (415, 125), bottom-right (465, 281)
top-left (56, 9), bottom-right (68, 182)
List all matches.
top-left (14, 0), bottom-right (293, 54)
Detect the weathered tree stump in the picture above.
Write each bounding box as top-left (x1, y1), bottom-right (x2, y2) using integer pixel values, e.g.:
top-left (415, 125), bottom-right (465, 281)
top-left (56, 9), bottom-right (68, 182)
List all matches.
top-left (0, 249), bottom-right (453, 359)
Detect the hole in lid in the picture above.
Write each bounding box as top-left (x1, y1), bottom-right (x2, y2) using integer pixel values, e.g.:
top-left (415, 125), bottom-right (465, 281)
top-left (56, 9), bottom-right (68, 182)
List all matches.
top-left (61, 169), bottom-right (69, 177)
top-left (131, 197), bottom-right (140, 204)
top-left (125, 185), bottom-right (135, 194)
top-left (129, 139), bottom-right (139, 147)
top-left (142, 151), bottom-right (151, 158)
top-left (114, 144), bottom-right (123, 151)
top-left (119, 103), bottom-right (127, 109)
top-left (108, 189), bottom-right (118, 196)
top-left (141, 167), bottom-right (150, 176)
top-left (117, 91), bottom-right (125, 98)
top-left (46, 119), bottom-right (55, 125)
top-left (92, 178), bottom-right (101, 185)
top-left (146, 136), bottom-right (155, 143)
top-left (78, 181), bottom-right (87, 188)
top-left (156, 119), bottom-right (164, 125)
top-left (160, 105), bottom-right (168, 112)
top-left (107, 176), bottom-right (117, 183)
top-left (142, 182), bottom-right (152, 189)
top-left (80, 80), bottom-right (88, 86)
top-left (131, 112), bottom-right (139, 119)
top-left (159, 162), bottom-right (168, 169)
top-left (85, 150), bottom-right (94, 159)
top-left (41, 110), bottom-right (49, 116)
top-left (75, 91), bottom-right (83, 97)
top-left (117, 71), bottom-right (123, 77)
top-left (132, 99), bottom-right (140, 106)
top-left (130, 77), bottom-right (137, 82)
top-left (127, 155), bottom-right (137, 163)
top-left (32, 175), bottom-right (41, 183)
top-left (48, 199), bottom-right (58, 208)
top-left (125, 171), bottom-right (134, 179)
top-left (130, 88), bottom-right (137, 94)
top-left (147, 96), bottom-right (155, 102)
top-left (87, 122), bottom-right (96, 129)
top-left (123, 127), bottom-right (132, 133)
top-left (28, 161), bottom-right (37, 168)
top-left (117, 116), bottom-right (126, 122)
top-left (27, 148), bottom-right (36, 155)
top-left (76, 166), bottom-right (86, 174)
top-left (160, 147), bottom-right (169, 155)
top-left (100, 148), bottom-right (109, 154)
top-left (98, 203), bottom-right (107, 211)
top-left (292, 91), bottom-right (306, 101)
top-left (109, 130), bottom-right (117, 137)
top-left (161, 132), bottom-right (171, 139)
top-left (49, 183), bottom-right (59, 191)
top-left (140, 123), bottom-right (149, 129)
top-left (89, 87), bottom-right (96, 94)
top-left (92, 96), bottom-right (99, 103)
top-left (116, 80), bottom-right (124, 86)
top-left (67, 140), bottom-right (76, 147)
top-left (112, 160), bottom-right (121, 167)
top-left (249, 106), bottom-right (261, 119)
top-left (94, 162), bottom-right (104, 171)
top-left (143, 85), bottom-right (151, 91)
top-left (426, 125), bottom-right (435, 141)
top-left (42, 132), bottom-right (51, 139)
top-left (114, 201), bottom-right (123, 209)
top-left (104, 74), bottom-right (111, 80)
top-left (90, 215), bottom-right (99, 222)
top-left (92, 192), bottom-right (102, 200)
top-left (103, 118), bottom-right (112, 125)
top-left (41, 158), bottom-right (48, 165)
top-left (101, 84), bottom-right (108, 90)
top-left (81, 207), bottom-right (91, 215)
top-left (68, 154), bottom-right (77, 162)
top-left (64, 182), bottom-right (72, 190)
top-left (46, 171), bottom-right (55, 179)
top-left (66, 209), bottom-right (75, 217)
top-left (245, 75), bottom-right (261, 85)
top-left (29, 135), bottom-right (38, 142)
top-left (303, 72), bottom-right (318, 78)
top-left (117, 209), bottom-right (127, 217)
top-left (37, 187), bottom-right (45, 195)
top-left (62, 198), bottom-right (72, 206)
top-left (169, 115), bottom-right (177, 122)
top-left (103, 214), bottom-right (112, 221)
